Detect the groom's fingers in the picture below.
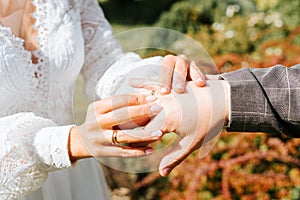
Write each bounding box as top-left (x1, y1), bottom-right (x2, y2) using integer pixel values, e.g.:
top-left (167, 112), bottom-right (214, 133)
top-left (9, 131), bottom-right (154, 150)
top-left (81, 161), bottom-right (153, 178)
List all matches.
top-left (172, 55), bottom-right (189, 93)
top-left (159, 136), bottom-right (194, 177)
top-left (190, 61), bottom-right (206, 87)
top-left (159, 55), bottom-right (176, 94)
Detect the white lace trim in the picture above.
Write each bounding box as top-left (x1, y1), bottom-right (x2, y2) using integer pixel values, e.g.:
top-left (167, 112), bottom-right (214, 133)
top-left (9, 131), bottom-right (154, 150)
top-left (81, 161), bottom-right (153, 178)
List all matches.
top-left (0, 0), bottom-right (50, 118)
top-left (31, 0), bottom-right (50, 118)
top-left (34, 125), bottom-right (73, 169)
top-left (0, 0), bottom-right (152, 198)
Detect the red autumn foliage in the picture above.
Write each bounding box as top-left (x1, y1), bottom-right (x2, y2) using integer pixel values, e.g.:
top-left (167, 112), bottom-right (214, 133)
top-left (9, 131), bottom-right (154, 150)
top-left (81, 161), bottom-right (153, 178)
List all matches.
top-left (133, 26), bottom-right (300, 200)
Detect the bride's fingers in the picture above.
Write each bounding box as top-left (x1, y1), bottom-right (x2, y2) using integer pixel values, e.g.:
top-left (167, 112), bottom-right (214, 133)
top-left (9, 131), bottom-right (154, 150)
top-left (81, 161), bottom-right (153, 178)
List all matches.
top-left (190, 61), bottom-right (206, 87)
top-left (108, 129), bottom-right (163, 144)
top-left (117, 116), bottom-right (151, 129)
top-left (158, 55), bottom-right (177, 94)
top-left (90, 104), bottom-right (163, 129)
top-left (172, 55), bottom-right (189, 93)
top-left (91, 94), bottom-right (155, 114)
top-left (97, 146), bottom-right (154, 158)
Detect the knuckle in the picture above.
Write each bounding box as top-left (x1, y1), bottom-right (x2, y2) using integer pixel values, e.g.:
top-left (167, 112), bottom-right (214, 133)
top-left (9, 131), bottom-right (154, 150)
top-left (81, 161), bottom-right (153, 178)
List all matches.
top-left (130, 150), bottom-right (142, 157)
top-left (120, 150), bottom-right (129, 158)
top-left (181, 54), bottom-right (190, 62)
top-left (140, 105), bottom-right (151, 116)
top-left (181, 58), bottom-right (190, 66)
top-left (164, 54), bottom-right (175, 61)
top-left (134, 95), bottom-right (145, 105)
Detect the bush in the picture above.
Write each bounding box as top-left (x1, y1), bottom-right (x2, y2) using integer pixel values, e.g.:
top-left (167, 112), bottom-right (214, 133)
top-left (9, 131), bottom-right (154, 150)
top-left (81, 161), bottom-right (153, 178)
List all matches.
top-left (104, 1), bottom-right (300, 199)
top-left (131, 2), bottom-right (300, 199)
top-left (156, 0), bottom-right (256, 33)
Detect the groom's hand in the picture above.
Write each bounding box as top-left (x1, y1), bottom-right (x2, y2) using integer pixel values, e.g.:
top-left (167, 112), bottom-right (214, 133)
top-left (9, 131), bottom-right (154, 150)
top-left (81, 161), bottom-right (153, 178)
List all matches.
top-left (144, 80), bottom-right (230, 176)
top-left (129, 55), bottom-right (207, 95)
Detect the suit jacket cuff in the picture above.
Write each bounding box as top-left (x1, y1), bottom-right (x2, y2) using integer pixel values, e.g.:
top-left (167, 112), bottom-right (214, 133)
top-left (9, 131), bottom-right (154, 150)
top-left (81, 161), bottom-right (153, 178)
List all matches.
top-left (220, 68), bottom-right (280, 134)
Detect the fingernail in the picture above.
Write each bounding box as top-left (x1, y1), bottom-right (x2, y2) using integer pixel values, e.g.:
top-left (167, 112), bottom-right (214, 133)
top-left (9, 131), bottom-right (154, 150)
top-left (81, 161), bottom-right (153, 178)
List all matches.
top-left (175, 83), bottom-right (184, 91)
top-left (196, 78), bottom-right (205, 86)
top-left (145, 149), bottom-right (153, 155)
top-left (146, 95), bottom-right (157, 102)
top-left (150, 104), bottom-right (162, 114)
top-left (151, 130), bottom-right (162, 137)
top-left (160, 87), bottom-right (168, 94)
top-left (163, 167), bottom-right (172, 176)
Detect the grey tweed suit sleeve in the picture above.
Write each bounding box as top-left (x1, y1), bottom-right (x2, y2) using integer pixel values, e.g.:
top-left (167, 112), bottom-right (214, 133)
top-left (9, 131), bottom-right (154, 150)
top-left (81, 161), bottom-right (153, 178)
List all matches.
top-left (221, 64), bottom-right (300, 138)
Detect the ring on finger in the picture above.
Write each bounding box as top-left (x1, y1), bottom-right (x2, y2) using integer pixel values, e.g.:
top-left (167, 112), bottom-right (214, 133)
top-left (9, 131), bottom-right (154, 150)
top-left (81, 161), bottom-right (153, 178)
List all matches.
top-left (112, 130), bottom-right (119, 145)
top-left (151, 90), bottom-right (158, 95)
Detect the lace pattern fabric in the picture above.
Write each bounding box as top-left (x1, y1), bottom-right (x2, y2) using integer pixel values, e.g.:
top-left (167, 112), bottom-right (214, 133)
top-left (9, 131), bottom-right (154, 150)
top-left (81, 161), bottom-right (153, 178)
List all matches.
top-left (0, 0), bottom-right (111, 199)
top-left (0, 113), bottom-right (55, 199)
top-left (0, 0), bottom-right (163, 199)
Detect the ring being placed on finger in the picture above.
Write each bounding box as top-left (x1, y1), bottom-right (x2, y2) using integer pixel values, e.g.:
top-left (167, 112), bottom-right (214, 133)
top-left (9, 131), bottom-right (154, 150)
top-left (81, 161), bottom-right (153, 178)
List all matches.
top-left (151, 90), bottom-right (158, 96)
top-left (112, 130), bottom-right (119, 145)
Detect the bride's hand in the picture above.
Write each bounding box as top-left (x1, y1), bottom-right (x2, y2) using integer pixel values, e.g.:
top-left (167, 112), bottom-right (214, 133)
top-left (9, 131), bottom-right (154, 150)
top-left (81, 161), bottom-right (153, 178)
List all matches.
top-left (68, 94), bottom-right (163, 162)
top-left (158, 54), bottom-right (207, 93)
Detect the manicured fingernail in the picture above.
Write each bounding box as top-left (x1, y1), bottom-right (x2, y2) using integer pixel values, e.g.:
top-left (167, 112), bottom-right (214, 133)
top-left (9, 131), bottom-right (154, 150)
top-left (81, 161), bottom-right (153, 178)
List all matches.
top-left (160, 87), bottom-right (168, 94)
top-left (145, 149), bottom-right (153, 155)
top-left (175, 83), bottom-right (184, 91)
top-left (196, 78), bottom-right (205, 86)
top-left (150, 104), bottom-right (162, 114)
top-left (151, 130), bottom-right (162, 137)
top-left (146, 95), bottom-right (157, 102)
top-left (163, 167), bottom-right (172, 176)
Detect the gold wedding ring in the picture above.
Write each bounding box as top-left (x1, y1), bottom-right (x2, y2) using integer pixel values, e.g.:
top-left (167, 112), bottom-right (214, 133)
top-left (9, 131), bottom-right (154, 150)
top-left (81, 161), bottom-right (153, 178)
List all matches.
top-left (112, 130), bottom-right (119, 145)
top-left (151, 90), bottom-right (158, 96)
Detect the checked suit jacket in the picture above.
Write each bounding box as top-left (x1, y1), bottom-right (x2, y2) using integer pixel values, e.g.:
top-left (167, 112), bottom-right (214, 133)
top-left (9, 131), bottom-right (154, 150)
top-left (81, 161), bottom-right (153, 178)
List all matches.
top-left (221, 64), bottom-right (300, 138)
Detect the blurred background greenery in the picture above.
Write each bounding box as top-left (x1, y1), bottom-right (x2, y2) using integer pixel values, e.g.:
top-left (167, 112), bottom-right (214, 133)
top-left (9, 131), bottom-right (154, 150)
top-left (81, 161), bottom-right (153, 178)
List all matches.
top-left (74, 0), bottom-right (300, 199)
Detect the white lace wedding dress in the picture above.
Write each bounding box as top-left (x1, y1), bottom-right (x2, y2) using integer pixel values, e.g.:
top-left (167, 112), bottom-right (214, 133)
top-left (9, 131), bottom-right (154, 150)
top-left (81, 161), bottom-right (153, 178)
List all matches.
top-left (0, 0), bottom-right (161, 199)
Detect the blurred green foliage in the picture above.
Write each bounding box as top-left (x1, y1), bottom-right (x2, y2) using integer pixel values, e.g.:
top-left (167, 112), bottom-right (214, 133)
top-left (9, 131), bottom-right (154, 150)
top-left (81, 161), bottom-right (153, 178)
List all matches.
top-left (155, 0), bottom-right (300, 57)
top-left (99, 0), bottom-right (180, 24)
top-left (156, 0), bottom-right (256, 33)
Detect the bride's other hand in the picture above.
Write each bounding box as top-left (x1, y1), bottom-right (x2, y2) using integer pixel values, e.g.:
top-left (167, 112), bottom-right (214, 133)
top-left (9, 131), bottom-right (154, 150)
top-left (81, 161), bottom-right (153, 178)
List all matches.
top-left (158, 54), bottom-right (207, 94)
top-left (68, 94), bottom-right (163, 162)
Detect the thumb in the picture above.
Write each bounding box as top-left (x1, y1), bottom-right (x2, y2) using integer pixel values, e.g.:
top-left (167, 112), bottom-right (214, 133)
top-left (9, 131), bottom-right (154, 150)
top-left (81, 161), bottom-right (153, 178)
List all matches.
top-left (159, 136), bottom-right (194, 176)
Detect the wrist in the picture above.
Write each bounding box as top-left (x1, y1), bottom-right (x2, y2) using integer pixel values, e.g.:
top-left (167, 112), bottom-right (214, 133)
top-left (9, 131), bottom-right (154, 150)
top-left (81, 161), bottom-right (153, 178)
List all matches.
top-left (191, 80), bottom-right (229, 128)
top-left (68, 126), bottom-right (91, 162)
top-left (222, 80), bottom-right (230, 126)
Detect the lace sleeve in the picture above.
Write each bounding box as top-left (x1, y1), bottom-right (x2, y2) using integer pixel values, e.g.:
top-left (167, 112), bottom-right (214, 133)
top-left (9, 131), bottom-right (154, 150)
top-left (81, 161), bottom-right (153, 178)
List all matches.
top-left (80, 0), bottom-right (164, 100)
top-left (0, 113), bottom-right (72, 199)
top-left (80, 0), bottom-right (123, 101)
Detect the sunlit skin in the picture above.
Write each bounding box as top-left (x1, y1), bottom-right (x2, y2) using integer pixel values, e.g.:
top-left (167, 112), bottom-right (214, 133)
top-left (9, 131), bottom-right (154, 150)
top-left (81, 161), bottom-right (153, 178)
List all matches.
top-left (0, 0), bottom-right (38, 61)
top-left (0, 0), bottom-right (208, 164)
